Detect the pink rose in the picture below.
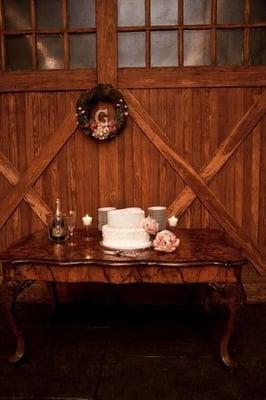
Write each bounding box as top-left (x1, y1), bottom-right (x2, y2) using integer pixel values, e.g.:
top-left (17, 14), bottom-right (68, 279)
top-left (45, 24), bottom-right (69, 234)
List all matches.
top-left (153, 230), bottom-right (180, 253)
top-left (142, 216), bottom-right (159, 236)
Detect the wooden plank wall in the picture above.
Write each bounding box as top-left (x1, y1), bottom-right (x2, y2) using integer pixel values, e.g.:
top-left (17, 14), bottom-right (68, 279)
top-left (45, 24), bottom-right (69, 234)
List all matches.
top-left (0, 87), bottom-right (265, 302)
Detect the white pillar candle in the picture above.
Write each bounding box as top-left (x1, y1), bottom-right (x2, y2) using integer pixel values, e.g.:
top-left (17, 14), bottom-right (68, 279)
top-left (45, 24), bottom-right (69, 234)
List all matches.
top-left (82, 214), bottom-right (92, 226)
top-left (168, 216), bottom-right (178, 227)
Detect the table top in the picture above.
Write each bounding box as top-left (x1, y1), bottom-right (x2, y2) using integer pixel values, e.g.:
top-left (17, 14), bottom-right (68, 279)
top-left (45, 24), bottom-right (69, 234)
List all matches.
top-left (0, 228), bottom-right (246, 269)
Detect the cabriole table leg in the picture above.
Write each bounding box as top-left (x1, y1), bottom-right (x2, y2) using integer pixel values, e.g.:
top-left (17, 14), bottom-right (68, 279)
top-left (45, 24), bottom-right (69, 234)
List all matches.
top-left (0, 279), bottom-right (34, 363)
top-left (209, 282), bottom-right (246, 368)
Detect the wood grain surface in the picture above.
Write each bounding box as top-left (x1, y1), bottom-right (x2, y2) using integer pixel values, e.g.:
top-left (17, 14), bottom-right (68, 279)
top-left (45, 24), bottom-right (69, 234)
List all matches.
top-left (0, 229), bottom-right (244, 285)
top-left (123, 89), bottom-right (266, 276)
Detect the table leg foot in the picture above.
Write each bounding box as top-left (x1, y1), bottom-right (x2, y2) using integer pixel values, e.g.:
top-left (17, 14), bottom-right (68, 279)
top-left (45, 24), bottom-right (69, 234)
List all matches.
top-left (0, 279), bottom-right (34, 363)
top-left (209, 282), bottom-right (246, 368)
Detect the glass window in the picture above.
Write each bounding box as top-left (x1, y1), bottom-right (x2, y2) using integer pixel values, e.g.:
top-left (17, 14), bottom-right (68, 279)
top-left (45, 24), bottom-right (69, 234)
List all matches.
top-left (117, 0), bottom-right (145, 27)
top-left (184, 0), bottom-right (211, 25)
top-left (151, 31), bottom-right (178, 66)
top-left (36, 0), bottom-right (63, 29)
top-left (69, 33), bottom-right (96, 68)
top-left (68, 0), bottom-right (95, 28)
top-left (37, 35), bottom-right (64, 69)
top-left (184, 30), bottom-right (211, 65)
top-left (150, 0), bottom-right (178, 25)
top-left (118, 32), bottom-right (145, 67)
top-left (6, 35), bottom-right (32, 70)
top-left (217, 29), bottom-right (243, 65)
top-left (217, 0), bottom-right (244, 24)
top-left (1, 0), bottom-right (266, 72)
top-left (3, 0), bottom-right (31, 30)
top-left (250, 0), bottom-right (266, 24)
top-left (250, 29), bottom-right (266, 65)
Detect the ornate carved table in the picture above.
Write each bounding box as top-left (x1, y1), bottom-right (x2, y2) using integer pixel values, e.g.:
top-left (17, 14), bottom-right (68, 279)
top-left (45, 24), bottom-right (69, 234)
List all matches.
top-left (0, 228), bottom-right (246, 367)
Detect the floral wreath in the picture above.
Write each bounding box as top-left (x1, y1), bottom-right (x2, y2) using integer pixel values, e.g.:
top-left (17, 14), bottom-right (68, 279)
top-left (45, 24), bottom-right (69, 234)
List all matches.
top-left (76, 84), bottom-right (128, 140)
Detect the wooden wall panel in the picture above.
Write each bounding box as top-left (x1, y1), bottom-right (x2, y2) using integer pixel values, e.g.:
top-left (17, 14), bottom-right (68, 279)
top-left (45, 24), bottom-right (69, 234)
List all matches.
top-left (0, 87), bottom-right (265, 302)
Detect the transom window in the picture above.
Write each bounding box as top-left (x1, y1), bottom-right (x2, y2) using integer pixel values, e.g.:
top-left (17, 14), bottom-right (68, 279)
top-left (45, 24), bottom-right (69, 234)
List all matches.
top-left (117, 0), bottom-right (266, 67)
top-left (0, 0), bottom-right (96, 70)
top-left (0, 0), bottom-right (265, 71)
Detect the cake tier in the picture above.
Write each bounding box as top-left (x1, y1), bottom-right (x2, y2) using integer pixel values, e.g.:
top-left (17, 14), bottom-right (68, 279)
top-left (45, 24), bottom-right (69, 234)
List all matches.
top-left (107, 208), bottom-right (144, 229)
top-left (102, 225), bottom-right (151, 250)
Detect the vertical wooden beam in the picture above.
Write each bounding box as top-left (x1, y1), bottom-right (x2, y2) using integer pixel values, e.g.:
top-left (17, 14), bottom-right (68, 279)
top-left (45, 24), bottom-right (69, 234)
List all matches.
top-left (211, 0), bottom-right (217, 65)
top-left (96, 0), bottom-right (121, 207)
top-left (178, 0), bottom-right (184, 67)
top-left (243, 0), bottom-right (250, 65)
top-left (145, 0), bottom-right (150, 67)
top-left (30, 0), bottom-right (37, 70)
top-left (96, 0), bottom-right (117, 84)
top-left (62, 0), bottom-right (69, 69)
top-left (0, 0), bottom-right (5, 71)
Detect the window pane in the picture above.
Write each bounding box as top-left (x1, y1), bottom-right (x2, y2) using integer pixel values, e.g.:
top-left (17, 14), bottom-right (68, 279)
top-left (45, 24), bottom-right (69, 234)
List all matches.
top-left (151, 31), bottom-right (178, 66)
top-left (118, 32), bottom-right (145, 67)
top-left (250, 29), bottom-right (266, 65)
top-left (68, 0), bottom-right (95, 28)
top-left (6, 35), bottom-right (32, 70)
top-left (217, 29), bottom-right (243, 65)
top-left (3, 0), bottom-right (31, 30)
top-left (184, 0), bottom-right (211, 24)
top-left (184, 30), bottom-right (211, 66)
top-left (251, 0), bottom-right (266, 23)
top-left (37, 35), bottom-right (64, 69)
top-left (36, 0), bottom-right (62, 29)
top-left (117, 0), bottom-right (145, 27)
top-left (70, 33), bottom-right (96, 68)
top-left (151, 0), bottom-right (178, 25)
top-left (217, 0), bottom-right (244, 24)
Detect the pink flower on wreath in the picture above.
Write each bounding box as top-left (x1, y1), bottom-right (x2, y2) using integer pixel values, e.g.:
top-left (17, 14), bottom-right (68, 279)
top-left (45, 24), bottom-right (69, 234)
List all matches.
top-left (153, 230), bottom-right (180, 253)
top-left (108, 120), bottom-right (117, 133)
top-left (142, 216), bottom-right (159, 236)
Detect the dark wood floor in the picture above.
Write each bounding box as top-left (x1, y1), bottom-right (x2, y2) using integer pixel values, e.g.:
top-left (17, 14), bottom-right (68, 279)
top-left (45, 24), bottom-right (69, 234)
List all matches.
top-left (0, 300), bottom-right (266, 400)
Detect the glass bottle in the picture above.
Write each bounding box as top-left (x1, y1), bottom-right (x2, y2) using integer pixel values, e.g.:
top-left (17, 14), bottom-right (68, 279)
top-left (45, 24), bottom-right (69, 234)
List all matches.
top-left (49, 198), bottom-right (67, 241)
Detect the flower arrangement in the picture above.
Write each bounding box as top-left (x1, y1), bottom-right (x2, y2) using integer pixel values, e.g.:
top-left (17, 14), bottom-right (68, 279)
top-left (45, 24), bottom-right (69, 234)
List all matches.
top-left (142, 216), bottom-right (159, 236)
top-left (153, 230), bottom-right (180, 253)
top-left (89, 119), bottom-right (118, 140)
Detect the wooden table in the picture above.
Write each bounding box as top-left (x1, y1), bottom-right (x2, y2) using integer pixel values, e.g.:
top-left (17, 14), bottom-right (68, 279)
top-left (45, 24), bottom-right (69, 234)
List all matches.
top-left (0, 228), bottom-right (246, 367)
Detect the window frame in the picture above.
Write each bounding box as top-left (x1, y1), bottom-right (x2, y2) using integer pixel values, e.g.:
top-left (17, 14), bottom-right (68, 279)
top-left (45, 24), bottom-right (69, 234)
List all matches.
top-left (0, 0), bottom-right (97, 71)
top-left (0, 0), bottom-right (265, 92)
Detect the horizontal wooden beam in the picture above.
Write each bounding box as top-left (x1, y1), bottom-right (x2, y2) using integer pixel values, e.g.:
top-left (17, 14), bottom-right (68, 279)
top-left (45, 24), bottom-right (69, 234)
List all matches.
top-left (0, 113), bottom-right (78, 230)
top-left (118, 67), bottom-right (266, 88)
top-left (0, 70), bottom-right (97, 93)
top-left (0, 150), bottom-right (51, 224)
top-left (124, 89), bottom-right (266, 276)
top-left (168, 91), bottom-right (266, 217)
top-left (0, 67), bottom-right (265, 92)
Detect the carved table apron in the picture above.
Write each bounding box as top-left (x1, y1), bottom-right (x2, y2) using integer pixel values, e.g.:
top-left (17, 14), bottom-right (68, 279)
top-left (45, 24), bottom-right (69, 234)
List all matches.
top-left (0, 228), bottom-right (247, 367)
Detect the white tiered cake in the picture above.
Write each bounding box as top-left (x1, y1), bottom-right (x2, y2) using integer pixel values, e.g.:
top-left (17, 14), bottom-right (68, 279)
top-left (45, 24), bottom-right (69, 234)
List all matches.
top-left (102, 208), bottom-right (151, 250)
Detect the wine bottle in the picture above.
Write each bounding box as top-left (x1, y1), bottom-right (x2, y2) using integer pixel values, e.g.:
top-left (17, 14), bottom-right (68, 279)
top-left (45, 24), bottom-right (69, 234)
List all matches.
top-left (49, 198), bottom-right (67, 241)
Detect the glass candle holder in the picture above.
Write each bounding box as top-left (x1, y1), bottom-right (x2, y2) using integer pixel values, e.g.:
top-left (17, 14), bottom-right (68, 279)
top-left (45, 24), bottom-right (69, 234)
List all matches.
top-left (82, 214), bottom-right (93, 241)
